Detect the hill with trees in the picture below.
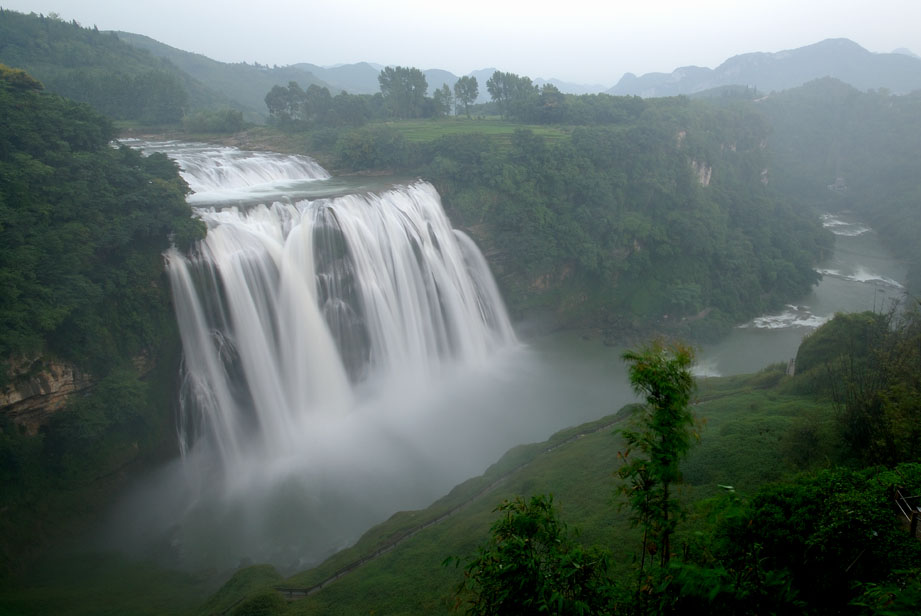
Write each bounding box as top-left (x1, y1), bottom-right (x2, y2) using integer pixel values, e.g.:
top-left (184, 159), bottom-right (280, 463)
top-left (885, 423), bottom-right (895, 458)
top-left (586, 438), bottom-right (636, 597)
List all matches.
top-left (114, 31), bottom-right (332, 122)
top-left (277, 71), bottom-right (832, 340)
top-left (0, 63), bottom-right (202, 577)
top-left (0, 9), bottom-right (233, 124)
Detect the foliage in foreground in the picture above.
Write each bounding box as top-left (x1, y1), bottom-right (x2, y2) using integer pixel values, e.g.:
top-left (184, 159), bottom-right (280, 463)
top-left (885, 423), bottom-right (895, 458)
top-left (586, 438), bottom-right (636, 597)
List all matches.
top-left (618, 341), bottom-right (697, 571)
top-left (450, 495), bottom-right (616, 616)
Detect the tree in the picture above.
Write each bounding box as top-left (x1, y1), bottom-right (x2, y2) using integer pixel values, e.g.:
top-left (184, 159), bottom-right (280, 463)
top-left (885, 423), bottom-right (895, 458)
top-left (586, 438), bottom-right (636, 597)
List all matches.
top-left (536, 83), bottom-right (566, 123)
top-left (377, 66), bottom-right (427, 119)
top-left (486, 71), bottom-right (536, 119)
top-left (451, 495), bottom-right (613, 615)
top-left (454, 75), bottom-right (478, 118)
top-left (617, 340), bottom-right (697, 572)
top-left (433, 83), bottom-right (453, 117)
top-left (264, 81), bottom-right (306, 124)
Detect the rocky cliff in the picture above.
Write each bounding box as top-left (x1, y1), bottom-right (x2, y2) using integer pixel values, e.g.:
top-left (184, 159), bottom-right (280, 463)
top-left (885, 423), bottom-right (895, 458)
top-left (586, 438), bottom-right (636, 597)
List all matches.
top-left (1, 357), bottom-right (94, 434)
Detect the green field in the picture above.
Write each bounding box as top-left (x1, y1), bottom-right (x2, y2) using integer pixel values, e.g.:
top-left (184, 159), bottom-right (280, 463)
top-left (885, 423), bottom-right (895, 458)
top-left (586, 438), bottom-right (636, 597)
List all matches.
top-left (381, 117), bottom-right (571, 143)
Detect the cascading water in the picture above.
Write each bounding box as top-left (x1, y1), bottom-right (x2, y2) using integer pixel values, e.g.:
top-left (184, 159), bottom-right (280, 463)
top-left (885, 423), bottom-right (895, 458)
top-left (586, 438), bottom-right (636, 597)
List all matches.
top-left (166, 179), bottom-right (516, 474)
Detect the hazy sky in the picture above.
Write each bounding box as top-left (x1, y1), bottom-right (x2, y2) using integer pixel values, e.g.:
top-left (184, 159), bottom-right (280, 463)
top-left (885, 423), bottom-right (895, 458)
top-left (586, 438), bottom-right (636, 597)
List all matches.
top-left (3, 0), bottom-right (920, 85)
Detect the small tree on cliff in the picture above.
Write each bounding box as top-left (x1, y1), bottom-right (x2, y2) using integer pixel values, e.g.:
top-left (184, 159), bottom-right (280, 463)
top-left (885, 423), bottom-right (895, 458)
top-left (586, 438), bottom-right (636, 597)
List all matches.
top-left (617, 340), bottom-right (697, 572)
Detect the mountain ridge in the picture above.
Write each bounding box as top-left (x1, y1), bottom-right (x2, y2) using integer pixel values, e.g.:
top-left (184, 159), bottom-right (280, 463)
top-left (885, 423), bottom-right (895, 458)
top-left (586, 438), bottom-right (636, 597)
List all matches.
top-left (609, 38), bottom-right (921, 96)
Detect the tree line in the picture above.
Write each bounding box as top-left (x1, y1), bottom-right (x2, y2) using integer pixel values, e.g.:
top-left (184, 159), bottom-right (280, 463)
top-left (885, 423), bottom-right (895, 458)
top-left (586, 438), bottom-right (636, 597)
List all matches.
top-left (263, 67), bottom-right (482, 128)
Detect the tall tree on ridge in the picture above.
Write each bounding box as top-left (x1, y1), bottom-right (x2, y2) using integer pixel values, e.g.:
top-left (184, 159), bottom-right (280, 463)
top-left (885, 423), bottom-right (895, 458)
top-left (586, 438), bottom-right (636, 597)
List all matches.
top-left (378, 66), bottom-right (427, 119)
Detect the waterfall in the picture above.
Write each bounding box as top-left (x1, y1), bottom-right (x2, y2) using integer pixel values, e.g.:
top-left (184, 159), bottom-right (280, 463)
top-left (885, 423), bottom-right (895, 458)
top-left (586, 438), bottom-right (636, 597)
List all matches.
top-left (139, 141), bottom-right (331, 204)
top-left (160, 143), bottom-right (516, 476)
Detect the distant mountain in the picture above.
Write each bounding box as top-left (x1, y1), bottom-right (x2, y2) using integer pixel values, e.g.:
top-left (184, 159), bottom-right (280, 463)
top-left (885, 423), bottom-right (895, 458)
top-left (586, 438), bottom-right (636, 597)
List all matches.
top-left (893, 47), bottom-right (920, 60)
top-left (609, 38), bottom-right (921, 97)
top-left (423, 68), bottom-right (457, 94)
top-left (291, 62), bottom-right (381, 94)
top-left (534, 77), bottom-right (607, 95)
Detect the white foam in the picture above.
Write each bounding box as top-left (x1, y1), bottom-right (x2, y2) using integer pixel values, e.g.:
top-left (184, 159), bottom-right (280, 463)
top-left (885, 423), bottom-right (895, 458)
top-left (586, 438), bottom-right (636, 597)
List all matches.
top-left (821, 213), bottom-right (870, 236)
top-left (818, 266), bottom-right (904, 289)
top-left (692, 358), bottom-right (722, 378)
top-left (740, 305), bottom-right (832, 330)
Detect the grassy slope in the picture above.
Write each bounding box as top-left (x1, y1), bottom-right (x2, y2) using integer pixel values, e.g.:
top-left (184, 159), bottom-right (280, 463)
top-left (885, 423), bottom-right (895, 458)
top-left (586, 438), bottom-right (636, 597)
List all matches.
top-left (197, 365), bottom-right (833, 615)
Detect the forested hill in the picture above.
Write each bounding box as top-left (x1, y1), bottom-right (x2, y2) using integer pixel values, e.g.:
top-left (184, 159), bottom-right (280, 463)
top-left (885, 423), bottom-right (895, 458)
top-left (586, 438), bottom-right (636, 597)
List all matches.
top-left (0, 9), bottom-right (228, 123)
top-left (759, 78), bottom-right (921, 291)
top-left (316, 93), bottom-right (833, 340)
top-left (0, 64), bottom-right (203, 575)
top-left (114, 31), bottom-right (331, 122)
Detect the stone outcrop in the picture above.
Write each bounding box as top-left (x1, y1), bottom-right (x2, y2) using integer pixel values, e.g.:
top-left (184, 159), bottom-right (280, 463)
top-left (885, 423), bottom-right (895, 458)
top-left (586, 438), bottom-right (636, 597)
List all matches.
top-left (691, 159), bottom-right (712, 186)
top-left (1, 357), bottom-right (94, 434)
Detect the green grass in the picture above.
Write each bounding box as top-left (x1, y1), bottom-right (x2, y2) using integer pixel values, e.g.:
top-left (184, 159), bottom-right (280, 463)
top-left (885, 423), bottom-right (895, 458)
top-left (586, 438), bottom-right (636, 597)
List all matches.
top-left (382, 117), bottom-right (571, 144)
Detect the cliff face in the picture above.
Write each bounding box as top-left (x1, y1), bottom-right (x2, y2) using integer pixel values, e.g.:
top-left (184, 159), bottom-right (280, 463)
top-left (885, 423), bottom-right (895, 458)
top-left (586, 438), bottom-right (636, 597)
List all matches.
top-left (1, 357), bottom-right (94, 435)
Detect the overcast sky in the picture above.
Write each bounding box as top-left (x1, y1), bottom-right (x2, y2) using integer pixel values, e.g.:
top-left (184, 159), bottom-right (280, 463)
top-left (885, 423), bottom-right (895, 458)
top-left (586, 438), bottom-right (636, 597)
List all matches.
top-left (3, 0), bottom-right (920, 85)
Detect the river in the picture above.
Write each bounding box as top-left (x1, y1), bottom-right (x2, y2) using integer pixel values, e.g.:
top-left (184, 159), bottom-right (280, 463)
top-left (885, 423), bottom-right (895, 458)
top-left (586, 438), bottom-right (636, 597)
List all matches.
top-left (696, 212), bottom-right (907, 376)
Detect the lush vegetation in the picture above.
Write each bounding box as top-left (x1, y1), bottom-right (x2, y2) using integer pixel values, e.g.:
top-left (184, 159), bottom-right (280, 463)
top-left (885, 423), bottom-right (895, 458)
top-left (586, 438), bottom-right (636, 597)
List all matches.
top-left (255, 68), bottom-right (921, 341)
top-left (0, 64), bottom-right (202, 371)
top-left (793, 306), bottom-right (921, 466)
top-left (617, 342), bottom-right (698, 574)
top-left (3, 310), bottom-right (918, 613)
top-left (451, 495), bottom-right (614, 615)
top-left (0, 10), bottom-right (226, 125)
top-left (0, 64), bottom-right (203, 578)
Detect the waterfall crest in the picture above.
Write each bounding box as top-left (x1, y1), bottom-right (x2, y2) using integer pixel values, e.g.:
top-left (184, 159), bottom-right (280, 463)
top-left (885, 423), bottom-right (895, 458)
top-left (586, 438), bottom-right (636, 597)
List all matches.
top-left (140, 141), bottom-right (331, 204)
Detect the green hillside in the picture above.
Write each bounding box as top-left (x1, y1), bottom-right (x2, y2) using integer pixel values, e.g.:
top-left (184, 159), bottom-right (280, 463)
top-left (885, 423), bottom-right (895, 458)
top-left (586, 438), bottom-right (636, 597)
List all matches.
top-left (294, 96), bottom-right (832, 340)
top-left (0, 9), bottom-right (228, 124)
top-left (114, 31), bottom-right (332, 122)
